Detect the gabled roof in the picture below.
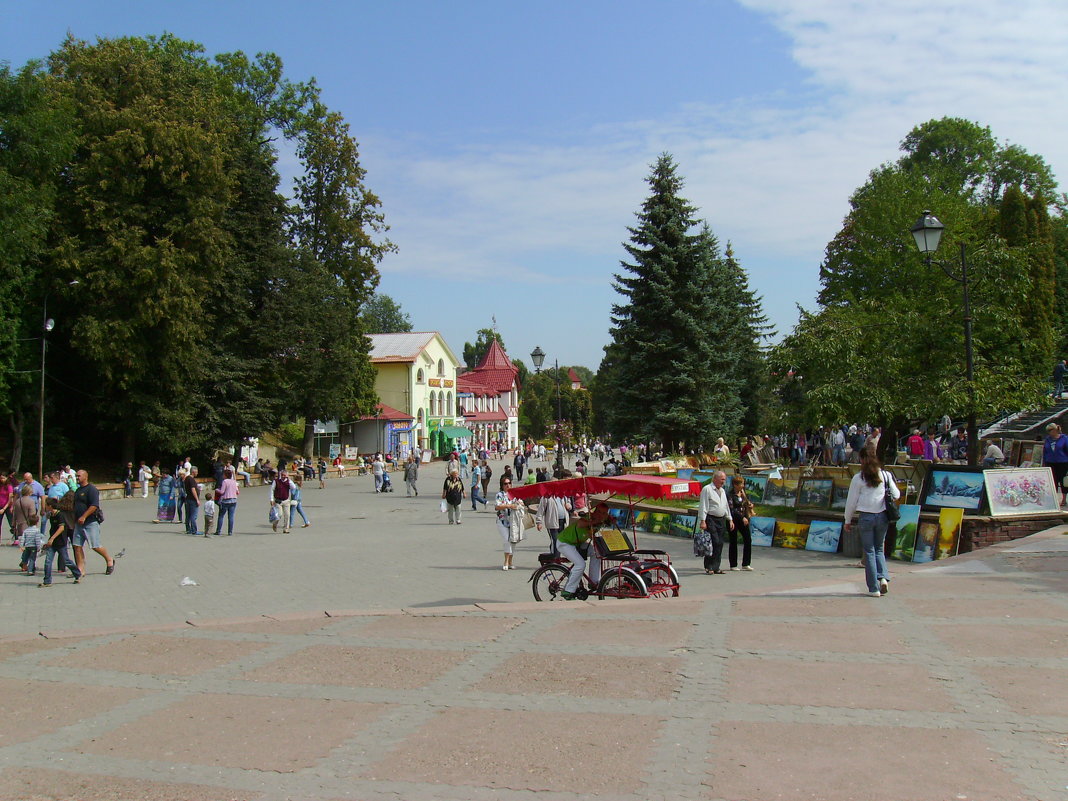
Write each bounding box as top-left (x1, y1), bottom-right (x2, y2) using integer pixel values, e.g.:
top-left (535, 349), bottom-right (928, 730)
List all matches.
top-left (368, 332), bottom-right (460, 367)
top-left (456, 374), bottom-right (497, 396)
top-left (359, 403), bottom-right (414, 422)
top-left (568, 368), bottom-right (583, 385)
top-left (463, 339), bottom-right (519, 394)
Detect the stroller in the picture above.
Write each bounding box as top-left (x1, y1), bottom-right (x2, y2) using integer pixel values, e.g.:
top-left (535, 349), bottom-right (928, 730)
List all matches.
top-left (379, 471), bottom-right (394, 492)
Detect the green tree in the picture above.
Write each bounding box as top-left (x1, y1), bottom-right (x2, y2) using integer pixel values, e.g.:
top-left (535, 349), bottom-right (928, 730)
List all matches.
top-left (463, 328), bottom-right (505, 369)
top-left (0, 62), bottom-right (76, 468)
top-left (360, 292), bottom-right (412, 333)
top-left (286, 102), bottom-right (394, 455)
top-left (602, 154), bottom-right (755, 450)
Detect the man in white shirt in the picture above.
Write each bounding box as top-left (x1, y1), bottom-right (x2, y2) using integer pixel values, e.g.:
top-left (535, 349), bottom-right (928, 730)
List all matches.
top-left (697, 471), bottom-right (733, 574)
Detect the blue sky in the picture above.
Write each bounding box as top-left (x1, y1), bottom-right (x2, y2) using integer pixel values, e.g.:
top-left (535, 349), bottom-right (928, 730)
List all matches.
top-left (5, 0), bottom-right (1067, 372)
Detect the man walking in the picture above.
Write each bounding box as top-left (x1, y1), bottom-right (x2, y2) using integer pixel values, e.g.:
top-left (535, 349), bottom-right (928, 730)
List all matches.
top-left (73, 469), bottom-right (114, 575)
top-left (697, 470), bottom-right (732, 574)
top-left (183, 467), bottom-right (201, 535)
top-left (1054, 359), bottom-right (1067, 400)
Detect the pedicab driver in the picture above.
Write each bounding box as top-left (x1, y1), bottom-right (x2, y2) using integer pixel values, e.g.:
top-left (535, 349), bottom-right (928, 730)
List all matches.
top-left (558, 502), bottom-right (611, 600)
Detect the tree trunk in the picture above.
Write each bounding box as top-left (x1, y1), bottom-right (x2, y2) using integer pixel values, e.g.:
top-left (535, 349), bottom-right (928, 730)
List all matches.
top-left (8, 410), bottom-right (24, 472)
top-left (301, 414), bottom-right (315, 459)
top-left (878, 415), bottom-right (907, 466)
top-left (121, 428), bottom-right (136, 466)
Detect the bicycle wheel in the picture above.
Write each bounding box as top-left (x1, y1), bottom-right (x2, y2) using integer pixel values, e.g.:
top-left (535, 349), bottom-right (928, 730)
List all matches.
top-left (531, 564), bottom-right (572, 601)
top-left (641, 561), bottom-right (680, 597)
top-left (596, 567), bottom-right (647, 599)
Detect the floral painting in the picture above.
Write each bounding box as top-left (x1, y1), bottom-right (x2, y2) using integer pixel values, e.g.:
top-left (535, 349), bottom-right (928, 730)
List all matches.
top-left (983, 467), bottom-right (1060, 517)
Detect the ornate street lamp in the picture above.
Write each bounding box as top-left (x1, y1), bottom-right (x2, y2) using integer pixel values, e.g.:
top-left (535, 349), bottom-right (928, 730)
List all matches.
top-left (530, 346), bottom-right (563, 472)
top-left (910, 210), bottom-right (976, 466)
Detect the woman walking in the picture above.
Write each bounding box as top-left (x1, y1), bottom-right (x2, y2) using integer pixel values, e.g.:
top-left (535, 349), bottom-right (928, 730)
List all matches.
top-left (289, 473), bottom-right (311, 528)
top-left (844, 443), bottom-right (900, 597)
top-left (441, 468), bottom-right (465, 524)
top-left (404, 455), bottom-right (419, 497)
top-left (215, 468), bottom-right (239, 535)
top-left (727, 476), bottom-right (754, 570)
top-left (494, 476), bottom-right (523, 570)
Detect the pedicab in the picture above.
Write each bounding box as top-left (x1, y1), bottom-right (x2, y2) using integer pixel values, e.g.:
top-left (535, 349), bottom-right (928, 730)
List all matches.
top-left (507, 474), bottom-right (701, 600)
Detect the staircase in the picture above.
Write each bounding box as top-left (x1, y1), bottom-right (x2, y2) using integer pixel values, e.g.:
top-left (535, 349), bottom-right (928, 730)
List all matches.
top-left (981, 397), bottom-right (1068, 439)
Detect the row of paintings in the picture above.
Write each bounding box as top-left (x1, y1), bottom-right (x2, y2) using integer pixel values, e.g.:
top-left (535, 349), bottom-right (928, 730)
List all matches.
top-left (742, 467), bottom-right (1062, 518)
top-left (611, 505), bottom-right (964, 562)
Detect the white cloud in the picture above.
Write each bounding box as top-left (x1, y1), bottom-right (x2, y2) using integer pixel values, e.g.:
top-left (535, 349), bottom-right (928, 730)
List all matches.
top-left (361, 0), bottom-right (1068, 367)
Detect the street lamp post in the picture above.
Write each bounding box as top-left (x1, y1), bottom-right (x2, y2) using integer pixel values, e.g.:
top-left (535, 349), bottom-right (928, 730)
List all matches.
top-left (530, 346), bottom-right (564, 474)
top-left (38, 280), bottom-right (78, 480)
top-left (910, 211), bottom-right (977, 467)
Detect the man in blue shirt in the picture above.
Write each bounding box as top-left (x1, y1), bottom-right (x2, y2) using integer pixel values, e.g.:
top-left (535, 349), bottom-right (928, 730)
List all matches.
top-left (18, 472), bottom-right (46, 512)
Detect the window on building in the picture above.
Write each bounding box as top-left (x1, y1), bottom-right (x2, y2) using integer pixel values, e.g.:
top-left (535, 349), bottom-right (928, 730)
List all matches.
top-left (416, 368), bottom-right (424, 383)
top-left (437, 358), bottom-right (444, 376)
top-left (447, 392), bottom-right (453, 417)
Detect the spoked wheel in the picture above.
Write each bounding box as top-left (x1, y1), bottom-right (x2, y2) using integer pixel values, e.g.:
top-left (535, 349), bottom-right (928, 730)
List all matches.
top-left (531, 564), bottom-right (572, 601)
top-left (641, 562), bottom-right (680, 597)
top-left (596, 567), bottom-right (647, 599)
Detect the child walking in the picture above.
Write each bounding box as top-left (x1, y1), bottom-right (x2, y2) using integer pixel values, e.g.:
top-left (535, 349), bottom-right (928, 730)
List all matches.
top-left (40, 496), bottom-right (82, 586)
top-left (202, 493), bottom-right (218, 536)
top-left (20, 513), bottom-right (43, 577)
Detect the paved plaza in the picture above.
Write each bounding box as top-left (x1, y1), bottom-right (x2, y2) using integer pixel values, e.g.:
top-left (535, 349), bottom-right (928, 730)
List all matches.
top-left (1, 458), bottom-right (1066, 800)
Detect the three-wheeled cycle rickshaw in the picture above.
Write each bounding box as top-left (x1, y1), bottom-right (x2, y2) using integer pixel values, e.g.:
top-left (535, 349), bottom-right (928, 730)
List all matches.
top-left (506, 474), bottom-right (701, 601)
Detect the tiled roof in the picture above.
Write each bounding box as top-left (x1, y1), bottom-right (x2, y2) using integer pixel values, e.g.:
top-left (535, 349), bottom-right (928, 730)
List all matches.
top-left (358, 403), bottom-right (414, 422)
top-left (367, 332), bottom-right (460, 368)
top-left (477, 339), bottom-right (514, 370)
top-left (461, 408), bottom-right (508, 422)
top-left (456, 374), bottom-right (496, 395)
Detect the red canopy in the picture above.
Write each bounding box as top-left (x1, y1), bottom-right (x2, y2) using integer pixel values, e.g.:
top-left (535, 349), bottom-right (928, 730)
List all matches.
top-left (508, 474), bottom-right (701, 502)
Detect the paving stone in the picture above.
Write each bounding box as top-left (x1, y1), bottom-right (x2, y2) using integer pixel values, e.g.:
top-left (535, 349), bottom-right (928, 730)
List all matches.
top-left (532, 617), bottom-right (695, 647)
top-left (473, 652), bottom-right (680, 700)
top-left (706, 721), bottom-right (1028, 801)
top-left (731, 597), bottom-right (880, 618)
top-left (725, 657), bottom-right (957, 711)
top-left (0, 768), bottom-right (264, 801)
top-left (0, 678), bottom-right (143, 745)
top-left (78, 693), bottom-right (390, 772)
top-left (361, 707), bottom-right (663, 793)
top-left (900, 595), bottom-right (1068, 620)
top-left (46, 633), bottom-right (267, 677)
top-left (727, 620), bottom-right (911, 654)
top-left (240, 644), bottom-right (469, 689)
top-left (929, 623), bottom-right (1068, 658)
top-left (974, 667), bottom-right (1068, 716)
top-left (359, 614), bottom-right (525, 641)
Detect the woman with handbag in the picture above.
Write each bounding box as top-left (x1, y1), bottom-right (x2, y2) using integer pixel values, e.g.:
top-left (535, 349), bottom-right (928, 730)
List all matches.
top-left (844, 443), bottom-right (900, 597)
top-left (494, 476), bottom-right (523, 570)
top-left (727, 476), bottom-right (754, 571)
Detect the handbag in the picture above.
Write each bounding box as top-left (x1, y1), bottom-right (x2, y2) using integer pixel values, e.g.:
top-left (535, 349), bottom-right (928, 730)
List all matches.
top-left (883, 472), bottom-right (900, 522)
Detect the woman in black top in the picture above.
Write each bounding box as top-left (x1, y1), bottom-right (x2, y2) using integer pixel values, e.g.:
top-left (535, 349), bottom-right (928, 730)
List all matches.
top-left (727, 476), bottom-right (753, 571)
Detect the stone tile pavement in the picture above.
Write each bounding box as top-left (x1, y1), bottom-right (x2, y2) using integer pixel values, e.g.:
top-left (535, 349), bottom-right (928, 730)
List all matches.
top-left (0, 460), bottom-right (1066, 799)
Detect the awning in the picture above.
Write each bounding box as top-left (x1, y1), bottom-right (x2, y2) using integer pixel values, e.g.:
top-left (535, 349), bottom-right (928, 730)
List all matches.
top-left (442, 425), bottom-right (473, 438)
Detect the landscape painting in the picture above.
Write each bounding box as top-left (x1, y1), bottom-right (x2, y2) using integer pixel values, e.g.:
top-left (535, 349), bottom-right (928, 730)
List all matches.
top-left (668, 513), bottom-right (697, 538)
top-left (912, 516), bottom-right (939, 563)
top-left (805, 520), bottom-right (842, 553)
top-left (935, 508), bottom-right (965, 559)
top-left (744, 475), bottom-right (769, 504)
top-left (764, 478), bottom-right (798, 508)
top-left (750, 516), bottom-right (776, 546)
top-left (830, 482), bottom-right (850, 511)
top-left (607, 507), bottom-right (633, 530)
top-left (984, 467), bottom-right (1060, 517)
top-left (922, 467), bottom-right (985, 511)
top-left (772, 520), bottom-right (809, 549)
top-left (890, 505), bottom-right (921, 562)
top-left (796, 478), bottom-right (833, 510)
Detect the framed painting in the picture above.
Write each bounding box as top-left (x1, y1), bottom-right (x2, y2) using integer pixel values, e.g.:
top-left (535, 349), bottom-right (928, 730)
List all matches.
top-left (889, 505), bottom-right (921, 561)
top-left (830, 482), bottom-right (850, 511)
top-left (763, 478), bottom-right (798, 508)
top-left (983, 467), bottom-right (1060, 517)
top-left (935, 508), bottom-right (965, 559)
top-left (743, 475), bottom-right (769, 504)
top-left (750, 516), bottom-right (776, 546)
top-left (772, 520), bottom-right (809, 549)
top-left (805, 520), bottom-right (842, 553)
top-left (912, 514), bottom-right (941, 563)
top-left (668, 513), bottom-right (697, 538)
top-left (796, 478), bottom-right (833, 510)
top-left (920, 465), bottom-right (985, 512)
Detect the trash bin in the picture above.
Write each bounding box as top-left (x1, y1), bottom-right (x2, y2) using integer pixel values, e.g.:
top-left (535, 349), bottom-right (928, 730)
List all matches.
top-left (841, 522), bottom-right (861, 558)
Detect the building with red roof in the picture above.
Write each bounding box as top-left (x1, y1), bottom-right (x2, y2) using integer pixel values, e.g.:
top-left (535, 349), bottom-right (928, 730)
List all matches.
top-left (457, 339), bottom-right (520, 449)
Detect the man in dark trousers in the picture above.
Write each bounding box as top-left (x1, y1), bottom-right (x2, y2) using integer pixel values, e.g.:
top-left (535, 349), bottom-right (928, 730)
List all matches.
top-left (1054, 359), bottom-right (1067, 399)
top-left (183, 467), bottom-right (201, 535)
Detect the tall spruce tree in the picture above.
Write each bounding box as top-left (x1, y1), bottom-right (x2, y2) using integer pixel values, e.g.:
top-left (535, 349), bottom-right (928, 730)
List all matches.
top-left (602, 154), bottom-right (748, 450)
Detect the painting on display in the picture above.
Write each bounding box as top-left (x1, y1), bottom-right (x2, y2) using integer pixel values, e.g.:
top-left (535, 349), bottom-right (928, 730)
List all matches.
top-left (744, 475), bottom-right (769, 504)
top-left (676, 468), bottom-right (695, 481)
top-left (750, 516), bottom-right (776, 547)
top-left (805, 520), bottom-right (842, 553)
top-left (763, 478), bottom-right (798, 508)
top-left (912, 515), bottom-right (940, 563)
top-left (607, 507), bottom-right (633, 530)
top-left (890, 505), bottom-right (922, 562)
top-left (796, 478), bottom-right (833, 510)
top-left (830, 482), bottom-right (850, 511)
top-left (983, 467), bottom-right (1060, 517)
top-left (772, 520), bottom-right (809, 549)
top-left (1028, 444), bottom-right (1044, 468)
top-left (668, 513), bottom-right (698, 538)
top-left (935, 508), bottom-right (965, 559)
top-left (634, 511), bottom-right (672, 534)
top-left (921, 466), bottom-right (985, 511)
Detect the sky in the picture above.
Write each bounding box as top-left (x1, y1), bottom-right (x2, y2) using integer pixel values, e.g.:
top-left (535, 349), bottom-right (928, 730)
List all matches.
top-left (5, 0), bottom-right (1068, 372)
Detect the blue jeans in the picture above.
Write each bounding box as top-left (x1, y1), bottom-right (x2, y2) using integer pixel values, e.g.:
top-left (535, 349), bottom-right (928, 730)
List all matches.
top-left (471, 485), bottom-right (487, 510)
top-left (216, 500), bottom-right (237, 534)
top-left (184, 500), bottom-right (200, 534)
top-left (289, 501), bottom-right (309, 527)
top-left (858, 511), bottom-right (889, 593)
top-left (43, 545), bottom-right (81, 584)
